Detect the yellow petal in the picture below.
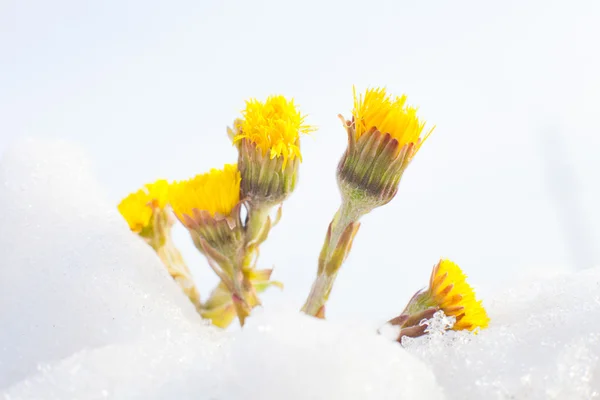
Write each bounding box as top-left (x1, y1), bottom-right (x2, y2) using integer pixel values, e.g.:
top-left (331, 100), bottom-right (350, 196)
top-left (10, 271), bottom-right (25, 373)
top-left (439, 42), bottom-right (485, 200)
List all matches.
top-left (352, 87), bottom-right (433, 152)
top-left (429, 259), bottom-right (490, 331)
top-left (169, 164), bottom-right (241, 220)
top-left (235, 95), bottom-right (314, 161)
top-left (117, 179), bottom-right (169, 232)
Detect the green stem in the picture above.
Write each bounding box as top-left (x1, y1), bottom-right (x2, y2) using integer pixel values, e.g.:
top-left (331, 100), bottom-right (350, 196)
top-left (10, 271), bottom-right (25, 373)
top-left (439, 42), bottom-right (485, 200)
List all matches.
top-left (245, 203), bottom-right (272, 248)
top-left (301, 200), bottom-right (364, 317)
top-left (229, 203), bottom-right (274, 326)
top-left (146, 209), bottom-right (202, 309)
top-left (156, 236), bottom-right (202, 308)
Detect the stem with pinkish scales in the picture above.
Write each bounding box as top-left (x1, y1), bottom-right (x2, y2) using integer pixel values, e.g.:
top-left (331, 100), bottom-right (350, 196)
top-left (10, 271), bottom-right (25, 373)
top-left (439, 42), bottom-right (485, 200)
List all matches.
top-left (228, 203), bottom-right (280, 326)
top-left (386, 307), bottom-right (439, 341)
top-left (301, 199), bottom-right (364, 317)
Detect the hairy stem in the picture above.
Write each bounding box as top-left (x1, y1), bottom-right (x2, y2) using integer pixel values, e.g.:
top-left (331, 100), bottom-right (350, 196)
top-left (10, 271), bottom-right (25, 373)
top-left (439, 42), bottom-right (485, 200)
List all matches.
top-left (156, 236), bottom-right (202, 309)
top-left (231, 202), bottom-right (274, 326)
top-left (301, 200), bottom-right (364, 317)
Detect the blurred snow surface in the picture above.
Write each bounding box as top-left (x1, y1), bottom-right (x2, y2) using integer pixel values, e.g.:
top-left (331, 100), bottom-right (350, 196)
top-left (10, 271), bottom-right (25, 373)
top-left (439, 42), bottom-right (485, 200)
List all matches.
top-left (1, 139), bottom-right (599, 400)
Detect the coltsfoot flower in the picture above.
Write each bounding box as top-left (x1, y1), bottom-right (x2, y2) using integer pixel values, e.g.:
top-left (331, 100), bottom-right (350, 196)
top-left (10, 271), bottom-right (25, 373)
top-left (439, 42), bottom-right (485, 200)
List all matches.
top-left (426, 259), bottom-right (490, 331)
top-left (229, 95), bottom-right (314, 207)
top-left (388, 259), bottom-right (490, 340)
top-left (118, 179), bottom-right (201, 308)
top-left (169, 164), bottom-right (260, 325)
top-left (169, 164), bottom-right (244, 260)
top-left (302, 87), bottom-right (433, 317)
top-left (118, 179), bottom-right (169, 239)
top-left (338, 87), bottom-right (434, 208)
top-left (228, 95), bottom-right (314, 262)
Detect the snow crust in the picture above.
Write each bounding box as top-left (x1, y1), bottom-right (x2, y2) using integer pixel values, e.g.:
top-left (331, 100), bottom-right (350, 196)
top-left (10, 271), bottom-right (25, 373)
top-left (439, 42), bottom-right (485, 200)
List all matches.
top-left (1, 139), bottom-right (599, 399)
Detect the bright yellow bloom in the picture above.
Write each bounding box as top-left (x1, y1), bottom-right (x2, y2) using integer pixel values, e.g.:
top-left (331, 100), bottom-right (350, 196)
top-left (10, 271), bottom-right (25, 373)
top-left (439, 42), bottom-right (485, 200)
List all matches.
top-left (429, 259), bottom-right (490, 331)
top-left (169, 164), bottom-right (241, 220)
top-left (118, 179), bottom-right (169, 232)
top-left (352, 87), bottom-right (434, 151)
top-left (234, 95), bottom-right (314, 164)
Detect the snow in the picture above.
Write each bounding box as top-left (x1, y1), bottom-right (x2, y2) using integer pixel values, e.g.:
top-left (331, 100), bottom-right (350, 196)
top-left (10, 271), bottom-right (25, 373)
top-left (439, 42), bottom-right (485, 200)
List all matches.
top-left (402, 267), bottom-right (600, 399)
top-left (1, 325), bottom-right (225, 399)
top-left (0, 139), bottom-right (443, 399)
top-left (222, 309), bottom-right (443, 400)
top-left (0, 139), bottom-right (200, 388)
top-left (2, 309), bottom-right (443, 400)
top-left (1, 138), bottom-right (599, 399)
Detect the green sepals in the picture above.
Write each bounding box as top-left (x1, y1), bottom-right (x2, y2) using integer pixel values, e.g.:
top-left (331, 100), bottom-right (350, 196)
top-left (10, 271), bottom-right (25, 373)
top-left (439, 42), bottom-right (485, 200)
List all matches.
top-left (238, 138), bottom-right (299, 207)
top-left (337, 123), bottom-right (414, 208)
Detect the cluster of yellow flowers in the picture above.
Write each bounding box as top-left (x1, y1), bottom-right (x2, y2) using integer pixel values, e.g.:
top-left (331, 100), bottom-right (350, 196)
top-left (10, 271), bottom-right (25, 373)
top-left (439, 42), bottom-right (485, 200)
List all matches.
top-left (118, 87), bottom-right (489, 338)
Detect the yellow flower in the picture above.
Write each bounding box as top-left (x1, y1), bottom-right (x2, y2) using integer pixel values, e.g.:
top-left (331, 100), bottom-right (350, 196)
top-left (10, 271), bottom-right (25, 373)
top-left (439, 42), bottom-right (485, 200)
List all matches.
top-left (352, 86), bottom-right (434, 156)
top-left (429, 259), bottom-right (490, 331)
top-left (336, 87), bottom-right (434, 209)
top-left (234, 95), bottom-right (314, 164)
top-left (118, 179), bottom-right (169, 233)
top-left (169, 164), bottom-right (241, 220)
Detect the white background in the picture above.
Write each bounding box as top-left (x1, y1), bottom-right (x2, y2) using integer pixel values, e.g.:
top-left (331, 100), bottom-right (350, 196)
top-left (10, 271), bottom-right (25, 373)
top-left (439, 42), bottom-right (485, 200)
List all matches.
top-left (2, 0), bottom-right (599, 324)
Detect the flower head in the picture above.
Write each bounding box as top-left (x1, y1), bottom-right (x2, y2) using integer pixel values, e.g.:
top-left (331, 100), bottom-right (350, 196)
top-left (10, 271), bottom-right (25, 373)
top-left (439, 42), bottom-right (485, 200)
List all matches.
top-left (169, 165), bottom-right (251, 327)
top-left (337, 87), bottom-right (434, 207)
top-left (234, 95), bottom-right (314, 164)
top-left (168, 164), bottom-right (244, 286)
top-left (352, 87), bottom-right (433, 156)
top-left (118, 179), bottom-right (169, 233)
top-left (230, 95), bottom-right (313, 207)
top-left (428, 259), bottom-right (489, 331)
top-left (169, 164), bottom-right (241, 221)
top-left (386, 259), bottom-right (489, 341)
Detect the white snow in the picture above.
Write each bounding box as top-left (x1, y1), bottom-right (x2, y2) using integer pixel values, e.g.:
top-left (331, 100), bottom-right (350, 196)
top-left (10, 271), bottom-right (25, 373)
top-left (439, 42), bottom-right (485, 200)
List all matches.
top-left (402, 267), bottom-right (600, 400)
top-left (0, 139), bottom-right (200, 388)
top-left (1, 138), bottom-right (600, 399)
top-left (2, 308), bottom-right (444, 400)
top-left (0, 139), bottom-right (443, 400)
top-left (222, 308), bottom-right (443, 400)
top-left (1, 325), bottom-right (225, 399)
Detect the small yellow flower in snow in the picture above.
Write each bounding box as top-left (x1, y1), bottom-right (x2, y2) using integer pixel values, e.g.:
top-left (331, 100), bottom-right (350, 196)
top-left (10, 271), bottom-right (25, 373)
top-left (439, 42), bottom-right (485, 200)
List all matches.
top-left (386, 259), bottom-right (489, 341)
top-left (169, 164), bottom-right (241, 221)
top-left (117, 179), bottom-right (169, 233)
top-left (168, 164), bottom-right (244, 278)
top-left (428, 259), bottom-right (490, 331)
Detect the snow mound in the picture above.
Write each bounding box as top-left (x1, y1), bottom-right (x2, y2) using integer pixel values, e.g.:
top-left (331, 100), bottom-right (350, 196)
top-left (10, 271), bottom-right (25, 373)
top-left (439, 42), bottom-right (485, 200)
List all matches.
top-left (2, 309), bottom-right (444, 400)
top-left (3, 138), bottom-right (600, 399)
top-left (0, 139), bottom-right (200, 388)
top-left (0, 139), bottom-right (443, 399)
top-left (403, 267), bottom-right (600, 400)
top-left (222, 308), bottom-right (444, 400)
top-left (2, 323), bottom-right (225, 400)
